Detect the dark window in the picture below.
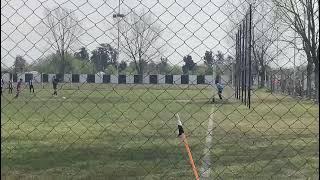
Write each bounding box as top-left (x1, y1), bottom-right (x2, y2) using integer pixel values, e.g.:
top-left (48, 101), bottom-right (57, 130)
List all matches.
top-left (42, 74), bottom-right (48, 82)
top-left (215, 74), bottom-right (221, 84)
top-left (165, 75), bottom-right (173, 84)
top-left (72, 74), bottom-right (80, 83)
top-left (118, 75), bottom-right (126, 84)
top-left (103, 75), bottom-right (110, 83)
top-left (149, 75), bottom-right (157, 84)
top-left (134, 75), bottom-right (142, 84)
top-left (181, 75), bottom-right (189, 84)
top-left (13, 74), bottom-right (18, 82)
top-left (56, 74), bottom-right (64, 82)
top-left (87, 74), bottom-right (95, 83)
top-left (197, 75), bottom-right (205, 84)
top-left (25, 74), bottom-right (33, 82)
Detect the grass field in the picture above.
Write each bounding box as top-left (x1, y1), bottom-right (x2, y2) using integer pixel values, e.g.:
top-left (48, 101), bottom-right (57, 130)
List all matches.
top-left (1, 83), bottom-right (319, 179)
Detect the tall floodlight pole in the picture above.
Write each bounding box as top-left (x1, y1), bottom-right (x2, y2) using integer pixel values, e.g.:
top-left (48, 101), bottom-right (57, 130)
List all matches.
top-left (113, 0), bottom-right (125, 75)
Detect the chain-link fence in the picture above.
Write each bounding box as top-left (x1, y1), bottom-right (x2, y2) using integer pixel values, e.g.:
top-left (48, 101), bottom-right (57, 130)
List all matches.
top-left (1, 0), bottom-right (319, 179)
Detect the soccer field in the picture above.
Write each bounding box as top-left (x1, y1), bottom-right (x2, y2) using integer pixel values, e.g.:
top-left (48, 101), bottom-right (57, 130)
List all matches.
top-left (1, 84), bottom-right (319, 179)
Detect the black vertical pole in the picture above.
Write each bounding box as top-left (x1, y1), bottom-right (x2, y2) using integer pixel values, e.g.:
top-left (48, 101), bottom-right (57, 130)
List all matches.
top-left (239, 26), bottom-right (242, 101)
top-left (239, 24), bottom-right (242, 101)
top-left (235, 32), bottom-right (238, 99)
top-left (236, 30), bottom-right (239, 99)
top-left (237, 31), bottom-right (240, 99)
top-left (244, 14), bottom-right (248, 106)
top-left (240, 25), bottom-right (243, 101)
top-left (248, 4), bottom-right (252, 108)
top-left (241, 20), bottom-right (245, 103)
top-left (236, 28), bottom-right (240, 99)
top-left (232, 33), bottom-right (238, 98)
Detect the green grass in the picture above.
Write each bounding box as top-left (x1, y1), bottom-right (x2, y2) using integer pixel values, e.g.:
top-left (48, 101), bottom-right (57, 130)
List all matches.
top-left (1, 83), bottom-right (319, 179)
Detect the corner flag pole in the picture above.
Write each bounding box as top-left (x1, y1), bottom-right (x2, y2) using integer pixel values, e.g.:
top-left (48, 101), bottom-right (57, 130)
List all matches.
top-left (176, 114), bottom-right (200, 180)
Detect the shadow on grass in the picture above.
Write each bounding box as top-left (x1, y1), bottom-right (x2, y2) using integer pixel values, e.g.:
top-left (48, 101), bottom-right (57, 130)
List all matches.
top-left (2, 140), bottom-right (199, 179)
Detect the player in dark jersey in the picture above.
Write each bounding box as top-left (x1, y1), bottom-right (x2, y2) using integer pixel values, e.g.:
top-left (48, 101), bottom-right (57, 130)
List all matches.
top-left (52, 77), bottom-right (58, 96)
top-left (29, 79), bottom-right (34, 93)
top-left (15, 79), bottom-right (23, 98)
top-left (8, 79), bottom-right (13, 94)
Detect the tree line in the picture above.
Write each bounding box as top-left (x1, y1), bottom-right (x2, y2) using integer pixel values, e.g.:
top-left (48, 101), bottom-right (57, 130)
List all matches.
top-left (10, 47), bottom-right (233, 76)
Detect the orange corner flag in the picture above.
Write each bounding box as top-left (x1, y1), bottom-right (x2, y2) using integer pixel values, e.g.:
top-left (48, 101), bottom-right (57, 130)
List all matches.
top-left (176, 114), bottom-right (200, 180)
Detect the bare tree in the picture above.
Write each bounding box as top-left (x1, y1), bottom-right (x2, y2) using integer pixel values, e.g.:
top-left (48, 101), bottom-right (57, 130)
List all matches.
top-left (43, 7), bottom-right (82, 74)
top-left (118, 11), bottom-right (162, 78)
top-left (251, 4), bottom-right (278, 88)
top-left (14, 55), bottom-right (27, 73)
top-left (273, 0), bottom-right (319, 101)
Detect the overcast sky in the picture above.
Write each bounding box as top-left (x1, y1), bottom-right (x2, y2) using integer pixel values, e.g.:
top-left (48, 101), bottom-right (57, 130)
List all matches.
top-left (1, 0), bottom-right (304, 69)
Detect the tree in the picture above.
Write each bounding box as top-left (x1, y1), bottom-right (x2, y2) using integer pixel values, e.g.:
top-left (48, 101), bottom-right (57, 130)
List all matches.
top-left (32, 52), bottom-right (91, 74)
top-left (43, 7), bottom-right (82, 74)
top-left (170, 65), bottom-right (183, 75)
top-left (215, 51), bottom-right (225, 65)
top-left (14, 55), bottom-right (27, 73)
top-left (224, 55), bottom-right (234, 75)
top-left (90, 44), bottom-right (118, 72)
top-left (74, 47), bottom-right (89, 61)
top-left (204, 51), bottom-right (214, 74)
top-left (118, 61), bottom-right (127, 73)
top-left (182, 55), bottom-right (196, 74)
top-left (146, 60), bottom-right (158, 74)
top-left (225, 55), bottom-right (234, 66)
top-left (273, 0), bottom-right (319, 101)
top-left (105, 64), bottom-right (117, 75)
top-left (195, 65), bottom-right (207, 75)
top-left (118, 11), bottom-right (162, 77)
top-left (158, 57), bottom-right (170, 74)
top-left (215, 51), bottom-right (225, 75)
top-left (125, 62), bottom-right (138, 74)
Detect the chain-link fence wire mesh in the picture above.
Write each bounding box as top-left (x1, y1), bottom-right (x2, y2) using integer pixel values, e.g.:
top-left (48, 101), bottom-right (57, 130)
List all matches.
top-left (1, 0), bottom-right (319, 179)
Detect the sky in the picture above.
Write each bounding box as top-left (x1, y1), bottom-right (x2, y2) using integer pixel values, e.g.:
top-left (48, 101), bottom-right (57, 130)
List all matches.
top-left (1, 0), bottom-right (305, 69)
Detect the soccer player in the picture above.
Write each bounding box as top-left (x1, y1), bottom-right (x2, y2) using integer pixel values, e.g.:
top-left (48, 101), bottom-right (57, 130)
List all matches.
top-left (15, 78), bottom-right (23, 98)
top-left (8, 79), bottom-right (13, 94)
top-left (29, 78), bottom-right (34, 93)
top-left (216, 82), bottom-right (224, 100)
top-left (52, 76), bottom-right (58, 96)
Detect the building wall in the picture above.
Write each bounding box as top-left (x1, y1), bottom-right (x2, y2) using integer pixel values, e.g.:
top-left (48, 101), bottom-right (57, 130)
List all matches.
top-left (1, 73), bottom-right (240, 86)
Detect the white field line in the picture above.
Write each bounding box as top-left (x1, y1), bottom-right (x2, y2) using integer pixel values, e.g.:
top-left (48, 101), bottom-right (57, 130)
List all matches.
top-left (200, 105), bottom-right (215, 179)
